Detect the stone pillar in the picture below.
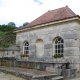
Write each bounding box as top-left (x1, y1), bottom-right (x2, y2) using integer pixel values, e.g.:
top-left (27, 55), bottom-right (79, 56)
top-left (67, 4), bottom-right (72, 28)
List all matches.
top-left (58, 66), bottom-right (62, 75)
top-left (62, 66), bottom-right (66, 77)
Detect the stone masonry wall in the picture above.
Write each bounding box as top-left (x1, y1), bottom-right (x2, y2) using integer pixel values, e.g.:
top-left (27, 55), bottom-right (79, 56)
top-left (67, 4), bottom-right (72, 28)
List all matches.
top-left (16, 20), bottom-right (80, 70)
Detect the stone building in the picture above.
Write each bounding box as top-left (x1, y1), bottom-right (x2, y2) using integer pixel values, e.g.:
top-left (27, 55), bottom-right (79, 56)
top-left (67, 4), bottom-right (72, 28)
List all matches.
top-left (14, 6), bottom-right (80, 72)
top-left (0, 6), bottom-right (80, 75)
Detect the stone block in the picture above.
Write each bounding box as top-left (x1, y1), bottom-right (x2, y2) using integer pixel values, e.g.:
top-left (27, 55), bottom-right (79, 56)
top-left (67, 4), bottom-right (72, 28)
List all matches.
top-left (28, 53), bottom-right (36, 61)
top-left (29, 37), bottom-right (38, 43)
top-left (41, 34), bottom-right (49, 42)
top-left (44, 34), bottom-right (53, 41)
top-left (49, 36), bottom-right (53, 41)
top-left (29, 50), bottom-right (36, 55)
top-left (21, 34), bottom-right (27, 38)
top-left (44, 49), bottom-right (52, 56)
top-left (16, 35), bottom-right (20, 40)
top-left (61, 31), bottom-right (78, 39)
top-left (64, 47), bottom-right (79, 56)
top-left (48, 30), bottom-right (54, 34)
top-left (29, 44), bottom-right (36, 50)
top-left (52, 33), bottom-right (60, 40)
top-left (46, 66), bottom-right (56, 73)
top-left (64, 39), bottom-right (79, 47)
top-left (44, 43), bottom-right (52, 49)
top-left (29, 33), bottom-right (37, 37)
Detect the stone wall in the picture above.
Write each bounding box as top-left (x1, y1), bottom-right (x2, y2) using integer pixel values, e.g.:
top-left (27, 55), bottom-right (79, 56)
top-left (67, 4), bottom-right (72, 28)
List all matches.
top-left (0, 51), bottom-right (4, 56)
top-left (16, 20), bottom-right (80, 71)
top-left (0, 62), bottom-right (77, 80)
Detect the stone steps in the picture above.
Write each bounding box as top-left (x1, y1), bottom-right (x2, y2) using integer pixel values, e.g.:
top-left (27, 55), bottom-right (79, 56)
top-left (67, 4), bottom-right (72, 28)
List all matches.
top-left (52, 76), bottom-right (63, 80)
top-left (0, 66), bottom-right (64, 80)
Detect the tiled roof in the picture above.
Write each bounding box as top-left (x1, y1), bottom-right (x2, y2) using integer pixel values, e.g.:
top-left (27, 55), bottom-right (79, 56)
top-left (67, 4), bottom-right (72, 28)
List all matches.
top-left (20, 6), bottom-right (77, 29)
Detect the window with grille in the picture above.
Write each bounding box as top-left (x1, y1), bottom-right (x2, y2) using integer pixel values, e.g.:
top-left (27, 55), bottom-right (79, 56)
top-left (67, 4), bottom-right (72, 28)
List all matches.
top-left (23, 42), bottom-right (29, 54)
top-left (55, 37), bottom-right (64, 54)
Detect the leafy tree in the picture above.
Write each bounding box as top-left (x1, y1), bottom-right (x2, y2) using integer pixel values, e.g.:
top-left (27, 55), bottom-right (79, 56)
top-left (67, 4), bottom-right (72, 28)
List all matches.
top-left (0, 24), bottom-right (17, 32)
top-left (19, 26), bottom-right (23, 28)
top-left (8, 22), bottom-right (16, 27)
top-left (23, 22), bottom-right (29, 26)
top-left (0, 24), bottom-right (17, 38)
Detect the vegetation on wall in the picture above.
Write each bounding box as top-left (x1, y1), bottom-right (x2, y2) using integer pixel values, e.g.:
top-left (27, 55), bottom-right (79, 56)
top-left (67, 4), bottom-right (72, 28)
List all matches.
top-left (53, 54), bottom-right (64, 58)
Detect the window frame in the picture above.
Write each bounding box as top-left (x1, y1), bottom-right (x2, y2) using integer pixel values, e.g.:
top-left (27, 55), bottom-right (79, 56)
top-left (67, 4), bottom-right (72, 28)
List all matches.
top-left (54, 37), bottom-right (64, 54)
top-left (23, 41), bottom-right (29, 54)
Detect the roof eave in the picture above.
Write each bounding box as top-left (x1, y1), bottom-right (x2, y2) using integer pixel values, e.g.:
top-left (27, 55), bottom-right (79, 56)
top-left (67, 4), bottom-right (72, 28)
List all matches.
top-left (15, 16), bottom-right (80, 33)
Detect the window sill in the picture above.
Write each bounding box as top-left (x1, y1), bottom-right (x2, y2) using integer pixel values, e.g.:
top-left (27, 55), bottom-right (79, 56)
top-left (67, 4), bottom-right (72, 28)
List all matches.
top-left (53, 57), bottom-right (64, 62)
top-left (21, 57), bottom-right (28, 60)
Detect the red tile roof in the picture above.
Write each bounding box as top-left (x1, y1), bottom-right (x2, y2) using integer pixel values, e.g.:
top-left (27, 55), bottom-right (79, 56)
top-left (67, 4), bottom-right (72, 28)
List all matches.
top-left (20, 6), bottom-right (78, 29)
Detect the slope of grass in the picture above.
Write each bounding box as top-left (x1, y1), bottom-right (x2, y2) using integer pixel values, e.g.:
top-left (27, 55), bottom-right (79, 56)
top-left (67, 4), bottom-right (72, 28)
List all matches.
top-left (0, 25), bottom-right (17, 48)
top-left (0, 31), bottom-right (7, 39)
top-left (0, 31), bottom-right (16, 48)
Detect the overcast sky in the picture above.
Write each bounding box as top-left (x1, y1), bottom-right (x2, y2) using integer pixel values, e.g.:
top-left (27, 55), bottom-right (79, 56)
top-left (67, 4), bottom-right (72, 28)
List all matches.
top-left (0, 0), bottom-right (80, 27)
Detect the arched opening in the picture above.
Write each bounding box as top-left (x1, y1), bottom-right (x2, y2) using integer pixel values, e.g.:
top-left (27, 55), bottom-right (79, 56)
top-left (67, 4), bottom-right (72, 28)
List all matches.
top-left (23, 41), bottom-right (29, 55)
top-left (53, 37), bottom-right (64, 57)
top-left (36, 39), bottom-right (44, 58)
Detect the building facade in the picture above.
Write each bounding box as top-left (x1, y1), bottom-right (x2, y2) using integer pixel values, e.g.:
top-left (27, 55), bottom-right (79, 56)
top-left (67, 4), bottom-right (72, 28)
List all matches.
top-left (15, 6), bottom-right (80, 72)
top-left (0, 6), bottom-right (80, 75)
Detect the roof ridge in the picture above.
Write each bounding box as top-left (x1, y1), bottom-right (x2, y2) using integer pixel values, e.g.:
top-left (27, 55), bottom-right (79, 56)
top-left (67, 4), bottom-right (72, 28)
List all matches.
top-left (66, 6), bottom-right (76, 15)
top-left (49, 6), bottom-right (67, 12)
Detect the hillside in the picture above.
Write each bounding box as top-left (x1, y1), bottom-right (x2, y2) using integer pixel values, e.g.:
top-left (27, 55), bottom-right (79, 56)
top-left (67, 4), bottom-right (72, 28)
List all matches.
top-left (0, 24), bottom-right (17, 48)
top-left (0, 35), bottom-right (16, 47)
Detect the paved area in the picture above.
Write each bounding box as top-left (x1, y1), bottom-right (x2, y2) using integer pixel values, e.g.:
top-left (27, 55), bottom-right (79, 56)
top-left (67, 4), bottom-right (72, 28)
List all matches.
top-left (0, 66), bottom-right (56, 79)
top-left (0, 66), bottom-right (79, 80)
top-left (0, 72), bottom-right (25, 80)
top-left (70, 78), bottom-right (80, 80)
top-left (0, 66), bottom-right (54, 76)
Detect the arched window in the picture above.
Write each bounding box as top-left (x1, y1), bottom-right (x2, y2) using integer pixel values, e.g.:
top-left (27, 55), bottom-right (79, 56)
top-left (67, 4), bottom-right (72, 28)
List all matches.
top-left (55, 37), bottom-right (64, 54)
top-left (23, 41), bottom-right (29, 54)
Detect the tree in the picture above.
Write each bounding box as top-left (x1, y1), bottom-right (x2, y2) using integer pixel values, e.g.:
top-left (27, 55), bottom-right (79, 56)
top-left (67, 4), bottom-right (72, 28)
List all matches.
top-left (8, 22), bottom-right (16, 27)
top-left (23, 22), bottom-right (29, 26)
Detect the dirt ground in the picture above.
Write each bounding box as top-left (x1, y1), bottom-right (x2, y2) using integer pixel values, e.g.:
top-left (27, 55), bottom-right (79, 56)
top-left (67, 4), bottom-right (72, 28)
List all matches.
top-left (0, 72), bottom-right (25, 80)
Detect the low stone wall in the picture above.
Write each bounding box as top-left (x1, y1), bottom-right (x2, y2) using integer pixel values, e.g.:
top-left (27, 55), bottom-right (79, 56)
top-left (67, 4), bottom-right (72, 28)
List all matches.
top-left (65, 69), bottom-right (77, 79)
top-left (0, 60), bottom-right (77, 79)
top-left (61, 66), bottom-right (77, 79)
top-left (17, 61), bottom-right (55, 71)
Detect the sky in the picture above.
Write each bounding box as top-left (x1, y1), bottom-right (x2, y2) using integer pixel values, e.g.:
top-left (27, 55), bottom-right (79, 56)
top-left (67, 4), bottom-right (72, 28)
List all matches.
top-left (0, 0), bottom-right (80, 27)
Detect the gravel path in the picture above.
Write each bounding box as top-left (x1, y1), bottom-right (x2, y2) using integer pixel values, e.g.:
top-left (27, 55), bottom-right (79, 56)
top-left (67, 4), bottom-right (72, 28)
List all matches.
top-left (0, 72), bottom-right (25, 80)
